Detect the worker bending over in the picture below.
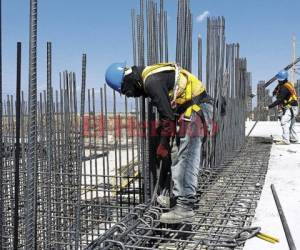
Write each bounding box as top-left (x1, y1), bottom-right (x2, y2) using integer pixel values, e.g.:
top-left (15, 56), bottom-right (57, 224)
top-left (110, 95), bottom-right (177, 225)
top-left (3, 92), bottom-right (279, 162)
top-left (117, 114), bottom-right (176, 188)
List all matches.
top-left (105, 62), bottom-right (213, 223)
top-left (267, 70), bottom-right (298, 144)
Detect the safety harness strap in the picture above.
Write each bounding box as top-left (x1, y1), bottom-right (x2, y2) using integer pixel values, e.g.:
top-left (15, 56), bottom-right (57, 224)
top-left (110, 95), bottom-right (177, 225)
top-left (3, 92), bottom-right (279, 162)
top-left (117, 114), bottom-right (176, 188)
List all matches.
top-left (283, 82), bottom-right (297, 108)
top-left (175, 92), bottom-right (213, 116)
top-left (142, 63), bottom-right (177, 81)
top-left (142, 63), bottom-right (207, 119)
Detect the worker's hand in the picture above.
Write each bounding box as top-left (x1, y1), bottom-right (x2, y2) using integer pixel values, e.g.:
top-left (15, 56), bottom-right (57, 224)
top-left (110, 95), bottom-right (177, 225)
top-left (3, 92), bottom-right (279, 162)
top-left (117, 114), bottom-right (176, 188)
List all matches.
top-left (156, 143), bottom-right (169, 159)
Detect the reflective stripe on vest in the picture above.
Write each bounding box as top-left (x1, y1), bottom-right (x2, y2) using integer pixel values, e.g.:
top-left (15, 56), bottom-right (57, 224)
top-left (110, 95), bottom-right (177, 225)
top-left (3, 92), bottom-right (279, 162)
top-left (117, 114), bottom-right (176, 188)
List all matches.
top-left (283, 82), bottom-right (297, 108)
top-left (141, 63), bottom-right (206, 118)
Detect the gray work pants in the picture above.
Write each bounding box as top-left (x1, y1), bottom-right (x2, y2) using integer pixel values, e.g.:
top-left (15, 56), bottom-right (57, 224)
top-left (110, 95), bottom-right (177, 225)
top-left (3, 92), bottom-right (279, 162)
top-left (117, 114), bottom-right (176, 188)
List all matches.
top-left (281, 106), bottom-right (299, 143)
top-left (171, 103), bottom-right (213, 208)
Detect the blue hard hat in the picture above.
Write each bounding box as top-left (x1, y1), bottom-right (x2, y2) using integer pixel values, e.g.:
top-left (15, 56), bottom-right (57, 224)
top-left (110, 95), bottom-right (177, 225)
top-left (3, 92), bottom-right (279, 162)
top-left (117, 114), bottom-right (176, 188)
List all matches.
top-left (105, 62), bottom-right (126, 92)
top-left (276, 70), bottom-right (288, 81)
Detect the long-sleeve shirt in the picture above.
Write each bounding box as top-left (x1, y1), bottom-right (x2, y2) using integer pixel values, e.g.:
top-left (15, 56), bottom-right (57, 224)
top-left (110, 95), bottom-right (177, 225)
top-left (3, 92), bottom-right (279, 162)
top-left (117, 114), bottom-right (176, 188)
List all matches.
top-left (144, 71), bottom-right (176, 145)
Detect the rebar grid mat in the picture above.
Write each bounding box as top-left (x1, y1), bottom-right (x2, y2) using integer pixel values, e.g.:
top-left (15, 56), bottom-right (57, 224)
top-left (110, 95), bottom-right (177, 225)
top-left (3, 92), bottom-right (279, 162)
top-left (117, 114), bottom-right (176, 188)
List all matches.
top-left (88, 137), bottom-right (272, 250)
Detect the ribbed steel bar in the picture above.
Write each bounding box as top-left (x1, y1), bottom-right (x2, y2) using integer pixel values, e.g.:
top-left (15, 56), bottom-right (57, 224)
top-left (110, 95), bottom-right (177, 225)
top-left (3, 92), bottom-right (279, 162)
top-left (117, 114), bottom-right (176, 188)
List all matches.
top-left (75, 54), bottom-right (87, 249)
top-left (25, 0), bottom-right (38, 248)
top-left (0, 0), bottom-right (3, 244)
top-left (92, 87), bottom-right (99, 239)
top-left (146, 0), bottom-right (159, 196)
top-left (13, 42), bottom-right (21, 250)
top-left (137, 0), bottom-right (148, 203)
top-left (104, 84), bottom-right (111, 227)
top-left (271, 184), bottom-right (296, 250)
top-left (45, 42), bottom-right (53, 249)
top-left (159, 0), bottom-right (163, 62)
top-left (164, 11), bottom-right (168, 62)
top-left (198, 35), bottom-right (202, 81)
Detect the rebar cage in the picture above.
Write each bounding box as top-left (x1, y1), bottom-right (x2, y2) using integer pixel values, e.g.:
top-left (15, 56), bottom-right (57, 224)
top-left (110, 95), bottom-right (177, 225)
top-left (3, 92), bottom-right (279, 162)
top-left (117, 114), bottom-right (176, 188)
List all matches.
top-left (0, 0), bottom-right (261, 249)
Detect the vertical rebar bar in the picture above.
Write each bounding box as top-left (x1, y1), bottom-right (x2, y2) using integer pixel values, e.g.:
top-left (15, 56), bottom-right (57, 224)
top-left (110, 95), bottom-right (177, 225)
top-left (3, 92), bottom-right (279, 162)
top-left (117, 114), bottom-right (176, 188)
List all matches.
top-left (198, 34), bottom-right (202, 81)
top-left (13, 42), bottom-right (21, 250)
top-left (45, 41), bottom-right (52, 249)
top-left (25, 0), bottom-right (38, 248)
top-left (164, 11), bottom-right (168, 62)
top-left (75, 54), bottom-right (87, 249)
top-left (0, 0), bottom-right (3, 246)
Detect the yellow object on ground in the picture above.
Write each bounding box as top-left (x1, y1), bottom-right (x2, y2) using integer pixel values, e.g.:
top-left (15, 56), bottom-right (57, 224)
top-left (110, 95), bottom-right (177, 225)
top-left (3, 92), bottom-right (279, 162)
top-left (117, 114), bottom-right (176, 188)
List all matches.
top-left (256, 232), bottom-right (280, 244)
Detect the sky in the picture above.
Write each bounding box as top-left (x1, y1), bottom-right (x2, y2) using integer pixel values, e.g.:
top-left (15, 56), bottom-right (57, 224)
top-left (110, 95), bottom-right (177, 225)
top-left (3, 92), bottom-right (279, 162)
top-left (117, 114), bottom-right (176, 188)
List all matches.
top-left (2, 0), bottom-right (300, 102)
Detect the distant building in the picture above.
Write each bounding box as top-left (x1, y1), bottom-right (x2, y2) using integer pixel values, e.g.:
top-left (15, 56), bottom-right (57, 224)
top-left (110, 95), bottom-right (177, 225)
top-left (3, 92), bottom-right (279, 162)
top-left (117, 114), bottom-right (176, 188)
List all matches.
top-left (254, 80), bottom-right (273, 121)
top-left (246, 72), bottom-right (253, 117)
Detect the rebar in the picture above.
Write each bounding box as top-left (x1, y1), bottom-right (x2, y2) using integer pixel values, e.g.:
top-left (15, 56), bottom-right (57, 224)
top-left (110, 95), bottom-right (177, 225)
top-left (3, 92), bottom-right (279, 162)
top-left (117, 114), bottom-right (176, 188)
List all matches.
top-left (0, 0), bottom-right (3, 246)
top-left (176, 0), bottom-right (192, 71)
top-left (88, 137), bottom-right (272, 250)
top-left (271, 184), bottom-right (296, 250)
top-left (75, 54), bottom-right (87, 249)
top-left (0, 1), bottom-right (268, 249)
top-left (45, 41), bottom-right (53, 249)
top-left (13, 42), bottom-right (22, 250)
top-left (198, 34), bottom-right (202, 81)
top-left (25, 0), bottom-right (38, 248)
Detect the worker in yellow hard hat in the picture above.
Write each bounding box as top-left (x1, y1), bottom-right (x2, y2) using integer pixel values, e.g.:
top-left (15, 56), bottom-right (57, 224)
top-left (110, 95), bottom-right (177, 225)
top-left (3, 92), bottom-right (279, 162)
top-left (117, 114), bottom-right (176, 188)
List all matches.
top-left (105, 62), bottom-right (214, 223)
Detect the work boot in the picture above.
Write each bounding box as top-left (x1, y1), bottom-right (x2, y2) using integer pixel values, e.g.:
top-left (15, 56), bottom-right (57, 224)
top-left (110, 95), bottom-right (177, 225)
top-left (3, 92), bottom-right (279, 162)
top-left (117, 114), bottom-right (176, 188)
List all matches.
top-left (157, 195), bottom-right (170, 208)
top-left (160, 205), bottom-right (195, 224)
top-left (275, 140), bottom-right (290, 145)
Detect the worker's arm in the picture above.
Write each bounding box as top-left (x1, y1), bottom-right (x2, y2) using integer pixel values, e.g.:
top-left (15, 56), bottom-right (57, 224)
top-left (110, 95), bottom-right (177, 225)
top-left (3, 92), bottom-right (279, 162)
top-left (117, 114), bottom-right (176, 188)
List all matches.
top-left (268, 86), bottom-right (290, 109)
top-left (272, 84), bottom-right (280, 96)
top-left (144, 74), bottom-right (176, 149)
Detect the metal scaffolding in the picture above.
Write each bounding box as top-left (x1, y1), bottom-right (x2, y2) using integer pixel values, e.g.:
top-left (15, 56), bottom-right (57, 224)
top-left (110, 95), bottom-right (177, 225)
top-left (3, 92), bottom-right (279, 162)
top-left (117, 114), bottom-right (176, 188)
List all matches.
top-left (0, 0), bottom-right (270, 249)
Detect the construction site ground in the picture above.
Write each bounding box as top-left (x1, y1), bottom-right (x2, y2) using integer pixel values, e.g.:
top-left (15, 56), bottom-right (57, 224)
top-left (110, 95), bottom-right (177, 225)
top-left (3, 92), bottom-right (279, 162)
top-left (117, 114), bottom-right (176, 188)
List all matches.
top-left (244, 121), bottom-right (300, 249)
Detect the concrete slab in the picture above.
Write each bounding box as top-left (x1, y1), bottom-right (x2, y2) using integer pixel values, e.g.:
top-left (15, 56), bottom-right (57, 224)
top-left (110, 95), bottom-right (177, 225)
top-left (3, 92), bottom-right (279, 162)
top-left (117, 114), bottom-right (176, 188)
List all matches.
top-left (244, 121), bottom-right (300, 249)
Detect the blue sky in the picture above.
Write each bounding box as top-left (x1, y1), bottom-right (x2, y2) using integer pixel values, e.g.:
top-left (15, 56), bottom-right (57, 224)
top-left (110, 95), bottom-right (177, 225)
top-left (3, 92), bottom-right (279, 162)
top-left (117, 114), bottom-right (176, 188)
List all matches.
top-left (2, 0), bottom-right (300, 100)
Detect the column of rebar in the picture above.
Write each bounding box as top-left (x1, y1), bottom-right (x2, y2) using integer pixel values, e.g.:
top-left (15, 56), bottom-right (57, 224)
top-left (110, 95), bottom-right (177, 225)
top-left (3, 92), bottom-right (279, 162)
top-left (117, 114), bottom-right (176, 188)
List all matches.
top-left (132, 0), bottom-right (168, 200)
top-left (176, 0), bottom-right (192, 70)
top-left (206, 17), bottom-right (233, 168)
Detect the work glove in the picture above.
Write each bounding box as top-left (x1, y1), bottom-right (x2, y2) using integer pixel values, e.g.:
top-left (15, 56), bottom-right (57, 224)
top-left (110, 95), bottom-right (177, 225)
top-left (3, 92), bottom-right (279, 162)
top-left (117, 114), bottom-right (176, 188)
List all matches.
top-left (156, 119), bottom-right (175, 159)
top-left (156, 134), bottom-right (171, 159)
top-left (156, 143), bottom-right (169, 159)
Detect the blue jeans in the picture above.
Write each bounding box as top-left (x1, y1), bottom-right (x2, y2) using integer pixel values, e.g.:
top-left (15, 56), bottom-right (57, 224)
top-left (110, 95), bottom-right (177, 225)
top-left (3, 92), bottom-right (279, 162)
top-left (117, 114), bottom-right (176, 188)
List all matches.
top-left (171, 103), bottom-right (213, 208)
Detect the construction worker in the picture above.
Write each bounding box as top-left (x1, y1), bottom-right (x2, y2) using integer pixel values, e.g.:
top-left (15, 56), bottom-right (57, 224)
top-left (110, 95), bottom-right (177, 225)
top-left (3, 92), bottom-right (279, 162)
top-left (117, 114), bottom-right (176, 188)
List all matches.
top-left (105, 62), bottom-right (213, 223)
top-left (266, 70), bottom-right (299, 144)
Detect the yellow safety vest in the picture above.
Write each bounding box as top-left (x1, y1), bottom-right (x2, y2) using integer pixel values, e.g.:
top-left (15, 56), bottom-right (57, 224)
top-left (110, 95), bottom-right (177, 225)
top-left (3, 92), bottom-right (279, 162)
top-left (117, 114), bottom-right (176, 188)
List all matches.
top-left (142, 63), bottom-right (206, 118)
top-left (283, 82), bottom-right (297, 108)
